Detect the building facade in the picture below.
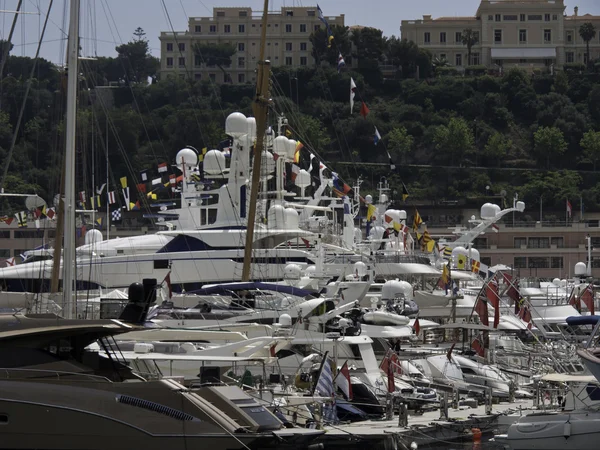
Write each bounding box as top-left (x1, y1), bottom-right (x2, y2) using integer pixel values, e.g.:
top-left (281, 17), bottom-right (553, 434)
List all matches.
top-left (401, 0), bottom-right (600, 70)
top-left (159, 6), bottom-right (344, 84)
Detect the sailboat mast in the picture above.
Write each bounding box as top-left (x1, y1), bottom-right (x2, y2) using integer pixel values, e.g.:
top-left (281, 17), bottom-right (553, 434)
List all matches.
top-left (62, 0), bottom-right (80, 318)
top-left (241, 0), bottom-right (271, 281)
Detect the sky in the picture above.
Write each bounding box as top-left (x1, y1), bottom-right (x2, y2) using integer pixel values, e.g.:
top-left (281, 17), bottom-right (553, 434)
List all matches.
top-left (2, 0), bottom-right (600, 63)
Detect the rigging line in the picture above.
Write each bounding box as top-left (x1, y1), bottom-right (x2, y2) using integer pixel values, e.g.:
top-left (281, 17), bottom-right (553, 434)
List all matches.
top-left (0, 0), bottom-right (53, 192)
top-left (0, 0), bottom-right (22, 81)
top-left (25, 0), bottom-right (68, 38)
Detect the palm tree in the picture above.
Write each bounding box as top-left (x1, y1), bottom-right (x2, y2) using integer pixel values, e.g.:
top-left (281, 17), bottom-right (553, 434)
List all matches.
top-left (579, 22), bottom-right (597, 67)
top-left (461, 28), bottom-right (479, 66)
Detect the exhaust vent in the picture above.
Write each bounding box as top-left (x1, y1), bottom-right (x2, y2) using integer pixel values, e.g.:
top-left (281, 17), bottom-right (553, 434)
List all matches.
top-left (116, 395), bottom-right (196, 421)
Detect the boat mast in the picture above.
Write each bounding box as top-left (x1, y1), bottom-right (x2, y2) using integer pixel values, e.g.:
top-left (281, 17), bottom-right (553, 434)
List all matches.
top-left (62, 0), bottom-right (80, 318)
top-left (241, 0), bottom-right (271, 281)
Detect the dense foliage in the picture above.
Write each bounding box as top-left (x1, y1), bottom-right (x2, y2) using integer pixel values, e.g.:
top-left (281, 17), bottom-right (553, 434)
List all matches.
top-left (1, 25), bottom-right (600, 217)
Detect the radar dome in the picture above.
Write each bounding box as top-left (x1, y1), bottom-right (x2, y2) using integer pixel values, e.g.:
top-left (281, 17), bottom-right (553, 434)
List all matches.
top-left (246, 117), bottom-right (257, 140)
top-left (273, 136), bottom-right (288, 156)
top-left (286, 139), bottom-right (297, 159)
top-left (261, 151), bottom-right (276, 174)
top-left (516, 201), bottom-right (525, 212)
top-left (176, 147), bottom-right (198, 170)
top-left (384, 209), bottom-right (401, 227)
top-left (470, 248), bottom-right (480, 262)
top-left (305, 265), bottom-right (316, 275)
top-left (203, 150), bottom-right (226, 175)
top-left (365, 194), bottom-right (373, 204)
top-left (354, 261), bottom-right (368, 277)
top-left (552, 278), bottom-right (561, 286)
top-left (380, 193), bottom-right (388, 204)
top-left (284, 207), bottom-right (299, 229)
top-left (452, 246), bottom-right (468, 257)
top-left (85, 228), bottom-right (103, 245)
top-left (574, 262), bottom-right (587, 276)
top-left (481, 203), bottom-right (501, 219)
top-left (225, 112), bottom-right (248, 137)
top-left (295, 169), bottom-right (311, 188)
top-left (267, 204), bottom-right (286, 229)
top-left (381, 280), bottom-right (411, 300)
top-left (278, 314), bottom-right (292, 327)
top-left (284, 264), bottom-right (302, 280)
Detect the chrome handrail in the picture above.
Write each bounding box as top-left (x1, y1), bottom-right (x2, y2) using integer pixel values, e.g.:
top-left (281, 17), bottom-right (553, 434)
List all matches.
top-left (0, 368), bottom-right (111, 382)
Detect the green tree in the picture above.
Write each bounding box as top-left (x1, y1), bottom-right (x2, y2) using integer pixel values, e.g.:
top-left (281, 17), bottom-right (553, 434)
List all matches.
top-left (309, 25), bottom-right (351, 66)
top-left (193, 42), bottom-right (237, 79)
top-left (484, 133), bottom-right (512, 166)
top-left (579, 22), bottom-right (597, 68)
top-left (533, 126), bottom-right (567, 168)
top-left (461, 28), bottom-right (479, 66)
top-left (115, 28), bottom-right (159, 84)
top-left (386, 37), bottom-right (432, 79)
top-left (133, 27), bottom-right (146, 42)
top-left (433, 117), bottom-right (474, 163)
top-left (387, 126), bottom-right (413, 163)
top-left (580, 130), bottom-right (600, 171)
top-left (350, 27), bottom-right (387, 85)
top-left (552, 70), bottom-right (569, 94)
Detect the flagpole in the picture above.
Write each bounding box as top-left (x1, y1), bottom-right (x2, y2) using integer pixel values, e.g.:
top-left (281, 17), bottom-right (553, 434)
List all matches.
top-left (106, 118), bottom-right (110, 240)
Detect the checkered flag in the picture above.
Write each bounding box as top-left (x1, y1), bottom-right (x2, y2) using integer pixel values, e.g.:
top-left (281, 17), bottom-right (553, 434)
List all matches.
top-left (111, 209), bottom-right (122, 223)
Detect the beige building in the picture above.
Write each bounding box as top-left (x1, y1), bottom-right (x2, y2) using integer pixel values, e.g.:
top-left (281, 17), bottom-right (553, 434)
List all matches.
top-left (159, 6), bottom-right (344, 84)
top-left (401, 0), bottom-right (600, 70)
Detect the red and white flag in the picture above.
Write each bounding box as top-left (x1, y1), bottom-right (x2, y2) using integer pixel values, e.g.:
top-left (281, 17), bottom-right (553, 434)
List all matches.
top-left (567, 199), bottom-right (572, 218)
top-left (334, 361), bottom-right (353, 400)
top-left (107, 191), bottom-right (116, 204)
top-left (158, 162), bottom-right (168, 173)
top-left (492, 223), bottom-right (499, 233)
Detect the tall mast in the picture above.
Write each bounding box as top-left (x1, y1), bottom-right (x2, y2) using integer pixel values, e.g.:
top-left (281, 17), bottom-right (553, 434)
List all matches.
top-left (241, 0), bottom-right (271, 281)
top-left (62, 0), bottom-right (80, 318)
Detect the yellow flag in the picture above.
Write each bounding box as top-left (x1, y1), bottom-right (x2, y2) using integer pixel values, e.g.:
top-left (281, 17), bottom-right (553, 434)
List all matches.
top-left (393, 221), bottom-right (401, 232)
top-left (367, 204), bottom-right (377, 221)
top-left (426, 239), bottom-right (436, 253)
top-left (120, 176), bottom-right (127, 189)
top-left (457, 254), bottom-right (467, 270)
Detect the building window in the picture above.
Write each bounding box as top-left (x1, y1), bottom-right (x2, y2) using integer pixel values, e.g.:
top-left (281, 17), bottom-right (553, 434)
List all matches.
top-left (551, 257), bottom-right (563, 269)
top-left (488, 15), bottom-right (493, 21)
top-left (209, 73), bottom-right (216, 81)
top-left (544, 13), bottom-right (550, 22)
top-left (314, 24), bottom-right (321, 31)
top-left (424, 32), bottom-right (431, 43)
top-left (239, 24), bottom-right (245, 33)
top-left (166, 57), bottom-right (173, 67)
top-left (567, 31), bottom-right (573, 42)
top-left (0, 249), bottom-right (9, 258)
top-left (514, 237), bottom-right (527, 248)
top-left (286, 10), bottom-right (294, 16)
top-left (193, 73), bottom-right (201, 80)
top-left (224, 73), bottom-right (232, 83)
top-left (566, 52), bottom-right (575, 63)
top-left (503, 15), bottom-right (518, 21)
top-left (455, 54), bottom-right (462, 66)
top-left (514, 257), bottom-right (527, 269)
top-left (552, 14), bottom-right (558, 20)
top-left (473, 237), bottom-right (487, 249)
top-left (216, 11), bottom-right (225, 17)
top-left (584, 53), bottom-right (589, 64)
top-left (495, 14), bottom-right (501, 22)
top-left (238, 57), bottom-right (245, 67)
top-left (472, 53), bottom-right (480, 65)
top-left (300, 56), bottom-right (307, 66)
top-left (519, 58), bottom-right (527, 63)
top-left (528, 237), bottom-right (550, 249)
top-left (481, 256), bottom-right (492, 266)
top-left (300, 24), bottom-right (307, 32)
top-left (238, 42), bottom-right (245, 51)
top-left (473, 31), bottom-right (480, 43)
top-left (440, 32), bottom-right (446, 43)
top-left (194, 55), bottom-right (201, 66)
top-left (224, 24), bottom-right (231, 33)
top-left (194, 25), bottom-right (201, 33)
top-left (178, 57), bottom-right (185, 67)
top-left (285, 24), bottom-right (292, 32)
top-left (210, 25), bottom-right (217, 33)
top-left (494, 29), bottom-right (502, 43)
top-left (300, 42), bottom-right (307, 51)
top-left (439, 53), bottom-right (446, 60)
top-left (455, 31), bottom-right (462, 42)
top-left (519, 29), bottom-right (527, 43)
top-left (238, 73), bottom-right (245, 83)
top-left (285, 56), bottom-right (293, 65)
top-left (528, 257), bottom-right (550, 269)
top-left (520, 14), bottom-right (526, 21)
top-left (308, 10), bottom-right (315, 16)
top-left (178, 43), bottom-right (185, 51)
top-left (166, 43), bottom-right (173, 52)
top-left (544, 29), bottom-right (552, 43)
top-left (528, 14), bottom-right (542, 21)
top-left (239, 11), bottom-right (247, 17)
top-left (285, 42), bottom-right (292, 51)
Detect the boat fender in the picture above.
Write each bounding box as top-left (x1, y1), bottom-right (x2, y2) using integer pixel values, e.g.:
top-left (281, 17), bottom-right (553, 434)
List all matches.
top-left (355, 321), bottom-right (362, 335)
top-left (564, 420), bottom-right (571, 438)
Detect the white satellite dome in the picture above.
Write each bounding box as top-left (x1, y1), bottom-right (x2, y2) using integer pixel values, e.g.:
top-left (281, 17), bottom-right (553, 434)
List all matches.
top-left (380, 193), bottom-right (388, 204)
top-left (305, 265), bottom-right (316, 276)
top-left (295, 169), bottom-right (311, 188)
top-left (284, 263), bottom-right (302, 280)
top-left (574, 262), bottom-right (587, 276)
top-left (203, 149), bottom-right (226, 175)
top-left (365, 194), bottom-right (373, 204)
top-left (176, 147), bottom-right (198, 170)
top-left (246, 117), bottom-right (257, 140)
top-left (225, 112), bottom-right (247, 137)
top-left (278, 313), bottom-right (292, 327)
top-left (452, 246), bottom-right (468, 257)
top-left (286, 139), bottom-right (297, 160)
top-left (384, 209), bottom-right (401, 227)
top-left (284, 207), bottom-right (299, 229)
top-left (261, 151), bottom-right (276, 174)
top-left (381, 280), bottom-right (412, 300)
top-left (552, 278), bottom-right (561, 286)
top-left (354, 261), bottom-right (368, 277)
top-left (481, 203), bottom-right (501, 219)
top-left (85, 229), bottom-right (103, 245)
top-left (516, 201), bottom-right (525, 212)
top-left (273, 136), bottom-right (288, 156)
top-left (470, 248), bottom-right (480, 262)
top-left (267, 204), bottom-right (286, 228)
top-left (369, 225), bottom-right (386, 241)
